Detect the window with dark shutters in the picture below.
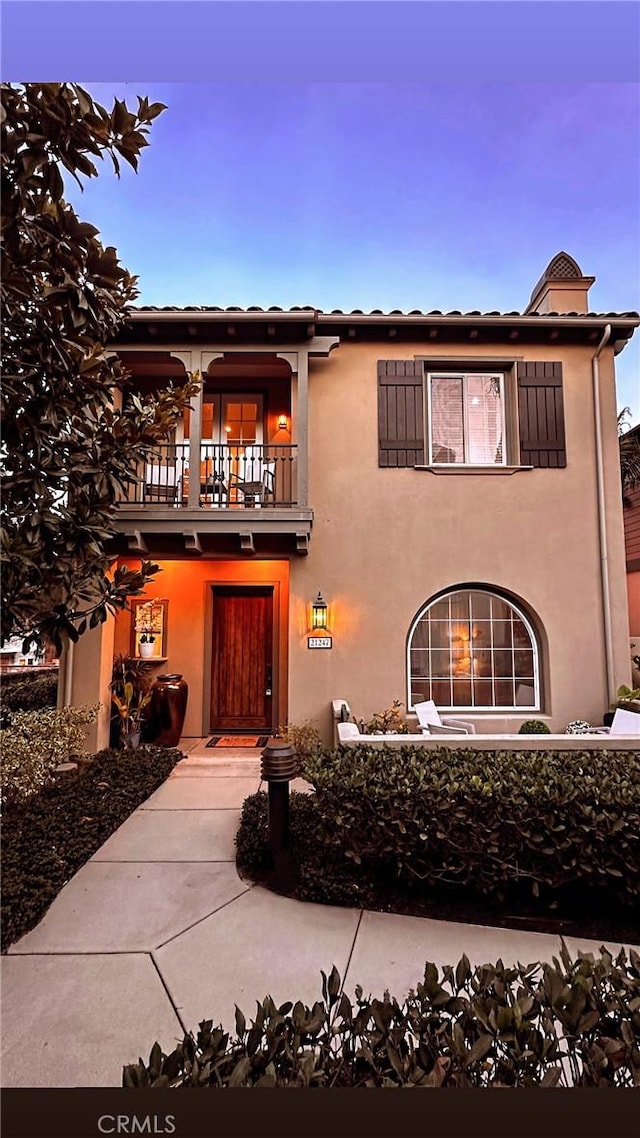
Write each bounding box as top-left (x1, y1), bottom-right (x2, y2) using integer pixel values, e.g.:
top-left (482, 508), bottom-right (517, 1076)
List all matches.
top-left (516, 362), bottom-right (566, 468)
top-left (377, 360), bottom-right (425, 467)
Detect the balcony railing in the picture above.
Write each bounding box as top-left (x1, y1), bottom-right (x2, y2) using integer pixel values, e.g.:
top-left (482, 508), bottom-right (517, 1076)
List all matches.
top-left (117, 443), bottom-right (298, 509)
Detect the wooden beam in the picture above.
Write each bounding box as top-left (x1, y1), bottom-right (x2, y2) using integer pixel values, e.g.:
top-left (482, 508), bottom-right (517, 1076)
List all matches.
top-left (126, 531), bottom-right (148, 553)
top-left (183, 530), bottom-right (202, 554)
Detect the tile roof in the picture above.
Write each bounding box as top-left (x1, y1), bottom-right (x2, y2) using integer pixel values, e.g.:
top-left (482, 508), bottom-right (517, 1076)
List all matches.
top-left (129, 305), bottom-right (639, 319)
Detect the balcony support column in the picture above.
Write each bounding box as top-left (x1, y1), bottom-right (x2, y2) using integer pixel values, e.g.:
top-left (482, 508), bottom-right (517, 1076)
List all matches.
top-left (296, 353), bottom-right (309, 508)
top-left (278, 350), bottom-right (308, 509)
top-left (187, 350), bottom-right (204, 509)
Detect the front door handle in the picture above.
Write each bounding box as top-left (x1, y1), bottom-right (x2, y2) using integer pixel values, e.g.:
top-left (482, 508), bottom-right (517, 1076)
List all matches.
top-left (265, 664), bottom-right (272, 697)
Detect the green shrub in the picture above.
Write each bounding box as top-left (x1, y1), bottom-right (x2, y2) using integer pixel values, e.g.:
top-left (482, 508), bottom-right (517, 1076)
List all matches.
top-left (0, 671), bottom-right (58, 713)
top-left (299, 745), bottom-right (640, 906)
top-left (123, 945), bottom-right (640, 1087)
top-left (1, 744), bottom-right (181, 950)
top-left (0, 704), bottom-right (99, 803)
top-left (236, 792), bottom-right (376, 909)
top-left (518, 720), bottom-right (551, 734)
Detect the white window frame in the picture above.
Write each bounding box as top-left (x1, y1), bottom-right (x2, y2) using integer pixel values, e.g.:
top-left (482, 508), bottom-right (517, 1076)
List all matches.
top-left (426, 371), bottom-right (507, 467)
top-left (406, 587), bottom-right (541, 713)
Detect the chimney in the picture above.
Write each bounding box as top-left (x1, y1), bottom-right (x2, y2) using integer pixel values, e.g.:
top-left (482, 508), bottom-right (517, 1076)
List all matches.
top-left (525, 252), bottom-right (595, 315)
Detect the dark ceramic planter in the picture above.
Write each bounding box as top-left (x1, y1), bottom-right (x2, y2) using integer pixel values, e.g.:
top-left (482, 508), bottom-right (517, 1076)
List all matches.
top-left (149, 674), bottom-right (189, 747)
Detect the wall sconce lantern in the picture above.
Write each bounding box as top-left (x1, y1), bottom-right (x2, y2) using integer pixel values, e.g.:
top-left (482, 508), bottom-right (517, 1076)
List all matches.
top-left (311, 591), bottom-right (328, 630)
top-left (277, 414), bottom-right (288, 431)
top-left (308, 591), bottom-right (332, 649)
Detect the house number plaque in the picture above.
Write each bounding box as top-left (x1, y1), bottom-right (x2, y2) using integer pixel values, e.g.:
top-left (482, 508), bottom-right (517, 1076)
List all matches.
top-left (308, 636), bottom-right (332, 649)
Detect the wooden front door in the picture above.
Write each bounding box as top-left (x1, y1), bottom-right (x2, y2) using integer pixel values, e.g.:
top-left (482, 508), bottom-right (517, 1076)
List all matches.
top-left (210, 586), bottom-right (273, 731)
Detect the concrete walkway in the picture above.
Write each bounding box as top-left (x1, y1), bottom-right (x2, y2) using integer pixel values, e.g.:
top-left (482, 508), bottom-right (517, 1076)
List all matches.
top-left (1, 739), bottom-right (637, 1087)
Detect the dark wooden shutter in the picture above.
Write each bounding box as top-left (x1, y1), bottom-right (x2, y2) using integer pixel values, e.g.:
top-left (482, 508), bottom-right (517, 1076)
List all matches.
top-left (378, 360), bottom-right (425, 467)
top-left (517, 362), bottom-right (566, 468)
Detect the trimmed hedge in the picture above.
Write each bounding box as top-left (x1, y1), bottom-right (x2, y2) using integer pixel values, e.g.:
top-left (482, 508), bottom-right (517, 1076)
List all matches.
top-left (0, 671), bottom-right (58, 713)
top-left (237, 791), bottom-right (375, 909)
top-left (123, 946), bottom-right (640, 1087)
top-left (1, 745), bottom-right (181, 951)
top-left (299, 745), bottom-right (640, 907)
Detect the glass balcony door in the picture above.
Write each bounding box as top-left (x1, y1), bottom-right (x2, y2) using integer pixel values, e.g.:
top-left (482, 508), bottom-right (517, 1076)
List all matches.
top-left (201, 395), bottom-right (263, 446)
top-left (199, 395), bottom-right (264, 504)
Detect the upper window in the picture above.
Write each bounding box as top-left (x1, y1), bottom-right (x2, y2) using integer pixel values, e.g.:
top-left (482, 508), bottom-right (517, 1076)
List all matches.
top-left (427, 372), bottom-right (505, 466)
top-left (377, 359), bottom-right (566, 471)
top-left (407, 587), bottom-right (540, 711)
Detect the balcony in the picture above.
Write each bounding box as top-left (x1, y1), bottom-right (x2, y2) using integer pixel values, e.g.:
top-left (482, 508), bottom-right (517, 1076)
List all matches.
top-left (115, 443), bottom-right (312, 556)
top-left (118, 442), bottom-right (298, 508)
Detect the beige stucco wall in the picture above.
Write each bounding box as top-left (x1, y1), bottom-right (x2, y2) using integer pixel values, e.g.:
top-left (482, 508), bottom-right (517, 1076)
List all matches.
top-left (69, 616), bottom-right (115, 752)
top-left (288, 340), bottom-right (632, 739)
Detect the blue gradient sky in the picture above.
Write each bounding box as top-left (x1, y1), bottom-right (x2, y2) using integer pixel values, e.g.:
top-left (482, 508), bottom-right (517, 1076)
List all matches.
top-left (65, 81), bottom-right (640, 421)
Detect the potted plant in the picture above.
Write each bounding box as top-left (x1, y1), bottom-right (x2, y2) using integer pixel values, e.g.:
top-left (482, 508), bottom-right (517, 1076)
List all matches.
top-left (518, 720), bottom-right (551, 734)
top-left (110, 655), bottom-right (153, 748)
top-left (604, 683), bottom-right (640, 727)
top-left (138, 631), bottom-right (156, 659)
top-left (358, 700), bottom-right (409, 735)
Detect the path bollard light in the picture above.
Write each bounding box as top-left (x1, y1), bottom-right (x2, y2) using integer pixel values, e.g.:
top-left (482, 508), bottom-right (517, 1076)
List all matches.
top-left (260, 739), bottom-right (299, 869)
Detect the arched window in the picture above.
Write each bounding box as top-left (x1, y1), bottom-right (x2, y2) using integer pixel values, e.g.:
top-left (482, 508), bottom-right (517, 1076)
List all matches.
top-left (407, 588), bottom-right (540, 711)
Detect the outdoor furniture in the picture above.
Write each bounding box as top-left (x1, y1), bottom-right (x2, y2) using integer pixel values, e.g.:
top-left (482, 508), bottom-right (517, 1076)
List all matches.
top-left (144, 463), bottom-right (179, 505)
top-left (336, 721), bottom-right (429, 746)
top-left (585, 708), bottom-right (640, 736)
top-left (413, 699), bottom-right (476, 736)
top-left (230, 458), bottom-right (276, 507)
top-left (179, 463), bottom-right (229, 507)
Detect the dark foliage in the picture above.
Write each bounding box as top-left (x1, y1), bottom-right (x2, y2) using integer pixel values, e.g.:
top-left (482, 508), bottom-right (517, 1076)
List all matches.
top-left (236, 791), bottom-right (377, 909)
top-left (0, 671), bottom-right (58, 713)
top-left (297, 745), bottom-right (640, 910)
top-left (1, 83), bottom-right (200, 651)
top-left (124, 947), bottom-right (640, 1087)
top-left (237, 743), bottom-right (640, 939)
top-left (1, 745), bottom-right (180, 951)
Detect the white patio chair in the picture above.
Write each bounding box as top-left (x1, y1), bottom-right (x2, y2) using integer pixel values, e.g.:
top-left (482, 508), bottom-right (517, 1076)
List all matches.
top-left (337, 722), bottom-right (362, 742)
top-left (585, 708), bottom-right (640, 736)
top-left (414, 699), bottom-right (476, 736)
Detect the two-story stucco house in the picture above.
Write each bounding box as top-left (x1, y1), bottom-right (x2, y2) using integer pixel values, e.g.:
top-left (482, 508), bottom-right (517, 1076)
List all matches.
top-left (67, 253), bottom-right (639, 748)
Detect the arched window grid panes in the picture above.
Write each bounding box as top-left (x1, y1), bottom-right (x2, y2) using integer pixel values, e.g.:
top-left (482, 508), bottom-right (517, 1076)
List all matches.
top-left (407, 589), bottom-right (540, 712)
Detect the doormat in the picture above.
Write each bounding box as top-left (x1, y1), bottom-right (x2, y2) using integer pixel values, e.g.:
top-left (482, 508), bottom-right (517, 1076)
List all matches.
top-left (206, 735), bottom-right (269, 748)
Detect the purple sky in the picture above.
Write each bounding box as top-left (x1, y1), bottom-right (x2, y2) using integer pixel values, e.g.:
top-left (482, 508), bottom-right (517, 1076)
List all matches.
top-left (65, 81), bottom-right (640, 422)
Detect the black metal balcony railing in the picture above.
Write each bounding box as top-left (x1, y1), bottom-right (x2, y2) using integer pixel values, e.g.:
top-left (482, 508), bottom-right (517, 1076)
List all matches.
top-left (118, 443), bottom-right (298, 508)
